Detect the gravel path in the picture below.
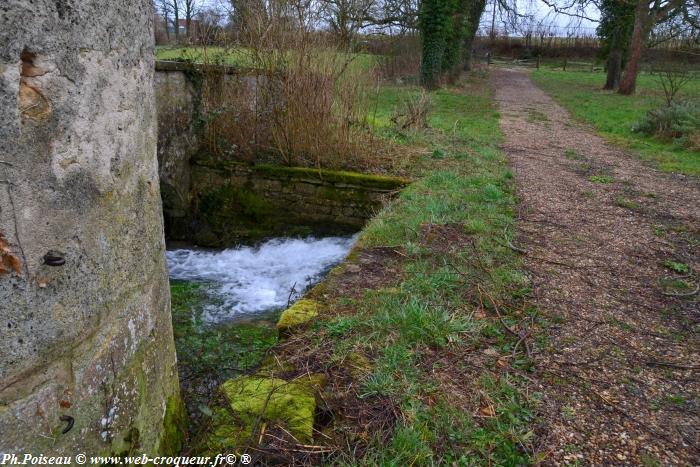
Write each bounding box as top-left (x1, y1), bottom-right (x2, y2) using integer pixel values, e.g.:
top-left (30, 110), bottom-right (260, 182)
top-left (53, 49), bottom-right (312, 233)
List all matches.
top-left (493, 68), bottom-right (700, 465)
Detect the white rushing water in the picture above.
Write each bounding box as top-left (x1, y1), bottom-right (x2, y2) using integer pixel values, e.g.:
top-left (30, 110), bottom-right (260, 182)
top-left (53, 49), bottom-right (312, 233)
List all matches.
top-left (166, 236), bottom-right (356, 322)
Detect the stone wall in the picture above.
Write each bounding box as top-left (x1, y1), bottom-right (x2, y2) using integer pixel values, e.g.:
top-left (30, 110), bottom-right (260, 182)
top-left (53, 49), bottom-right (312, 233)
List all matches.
top-left (172, 159), bottom-right (409, 246)
top-left (0, 1), bottom-right (183, 456)
top-left (154, 63), bottom-right (409, 245)
top-left (155, 61), bottom-right (264, 234)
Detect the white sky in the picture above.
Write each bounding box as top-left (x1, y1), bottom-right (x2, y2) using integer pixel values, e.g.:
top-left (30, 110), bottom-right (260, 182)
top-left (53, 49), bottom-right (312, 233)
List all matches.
top-left (197, 0), bottom-right (602, 34)
top-left (481, 1), bottom-right (600, 35)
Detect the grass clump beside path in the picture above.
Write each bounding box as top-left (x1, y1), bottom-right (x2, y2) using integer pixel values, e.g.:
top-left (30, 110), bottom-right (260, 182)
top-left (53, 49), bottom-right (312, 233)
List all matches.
top-left (264, 74), bottom-right (541, 465)
top-left (531, 70), bottom-right (700, 176)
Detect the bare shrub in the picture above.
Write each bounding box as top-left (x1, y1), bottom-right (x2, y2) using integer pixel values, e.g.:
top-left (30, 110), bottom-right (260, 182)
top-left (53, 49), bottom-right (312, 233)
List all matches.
top-left (196, 0), bottom-right (386, 172)
top-left (374, 34), bottom-right (422, 82)
top-left (391, 91), bottom-right (433, 130)
top-left (688, 130), bottom-right (700, 151)
top-left (653, 64), bottom-right (694, 106)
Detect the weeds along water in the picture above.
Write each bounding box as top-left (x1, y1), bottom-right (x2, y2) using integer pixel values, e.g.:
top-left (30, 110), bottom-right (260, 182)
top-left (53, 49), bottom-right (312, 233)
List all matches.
top-left (166, 235), bottom-right (356, 430)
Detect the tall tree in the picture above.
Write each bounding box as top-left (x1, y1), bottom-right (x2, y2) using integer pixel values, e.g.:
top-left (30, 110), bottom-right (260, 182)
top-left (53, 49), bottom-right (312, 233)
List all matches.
top-left (617, 0), bottom-right (690, 95)
top-left (597, 0), bottom-right (635, 90)
top-left (419, 0), bottom-right (454, 88)
top-left (157, 0), bottom-right (172, 40)
top-left (170, 0), bottom-right (181, 42)
top-left (462, 0), bottom-right (486, 71)
top-left (442, 0), bottom-right (487, 81)
top-left (182, 0), bottom-right (198, 39)
top-left (441, 0), bottom-right (463, 82)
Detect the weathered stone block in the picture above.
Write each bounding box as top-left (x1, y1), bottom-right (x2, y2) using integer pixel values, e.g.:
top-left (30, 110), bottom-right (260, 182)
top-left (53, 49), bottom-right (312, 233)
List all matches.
top-left (0, 0), bottom-right (181, 455)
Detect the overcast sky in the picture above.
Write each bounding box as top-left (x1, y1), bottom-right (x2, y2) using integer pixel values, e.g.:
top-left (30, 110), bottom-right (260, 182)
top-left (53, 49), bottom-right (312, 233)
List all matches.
top-left (197, 0), bottom-right (602, 35)
top-left (481, 0), bottom-right (600, 35)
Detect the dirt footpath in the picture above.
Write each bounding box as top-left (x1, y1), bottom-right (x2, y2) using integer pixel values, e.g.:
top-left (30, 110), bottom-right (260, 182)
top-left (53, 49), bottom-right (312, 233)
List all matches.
top-left (493, 68), bottom-right (699, 465)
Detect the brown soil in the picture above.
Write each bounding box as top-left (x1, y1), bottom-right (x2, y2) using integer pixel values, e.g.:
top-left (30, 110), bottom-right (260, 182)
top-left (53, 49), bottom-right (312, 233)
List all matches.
top-left (493, 68), bottom-right (699, 465)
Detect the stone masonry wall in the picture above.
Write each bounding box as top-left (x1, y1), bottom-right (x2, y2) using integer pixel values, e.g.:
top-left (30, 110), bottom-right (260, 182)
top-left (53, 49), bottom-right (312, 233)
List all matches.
top-left (174, 159), bottom-right (409, 246)
top-left (154, 64), bottom-right (408, 246)
top-left (0, 1), bottom-right (183, 456)
top-left (155, 61), bottom-right (264, 237)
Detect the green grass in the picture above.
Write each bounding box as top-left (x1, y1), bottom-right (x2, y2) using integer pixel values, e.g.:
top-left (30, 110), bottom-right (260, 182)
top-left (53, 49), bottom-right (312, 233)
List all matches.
top-left (155, 45), bottom-right (378, 72)
top-left (326, 77), bottom-right (538, 464)
top-left (588, 174), bottom-right (614, 184)
top-left (532, 70), bottom-right (700, 176)
top-left (156, 46), bottom-right (252, 66)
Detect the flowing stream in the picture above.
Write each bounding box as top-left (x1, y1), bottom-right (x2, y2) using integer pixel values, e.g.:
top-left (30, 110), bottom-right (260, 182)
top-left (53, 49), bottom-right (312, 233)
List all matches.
top-left (167, 235), bottom-right (357, 322)
top-left (166, 235), bottom-right (357, 429)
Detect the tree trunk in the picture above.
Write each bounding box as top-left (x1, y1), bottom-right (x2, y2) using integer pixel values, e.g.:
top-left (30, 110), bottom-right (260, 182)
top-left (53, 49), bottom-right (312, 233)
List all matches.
top-left (419, 0), bottom-right (451, 89)
top-left (173, 1), bottom-right (180, 43)
top-left (462, 0), bottom-right (487, 71)
top-left (618, 1), bottom-right (650, 95)
top-left (604, 48), bottom-right (622, 90)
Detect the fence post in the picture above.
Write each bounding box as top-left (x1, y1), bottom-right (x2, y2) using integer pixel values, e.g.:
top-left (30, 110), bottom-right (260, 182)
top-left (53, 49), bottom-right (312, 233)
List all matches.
top-left (536, 55), bottom-right (540, 70)
top-left (563, 59), bottom-right (567, 71)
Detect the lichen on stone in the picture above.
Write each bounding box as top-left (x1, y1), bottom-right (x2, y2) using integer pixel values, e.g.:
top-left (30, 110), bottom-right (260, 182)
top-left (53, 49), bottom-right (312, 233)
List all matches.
top-left (276, 299), bottom-right (320, 336)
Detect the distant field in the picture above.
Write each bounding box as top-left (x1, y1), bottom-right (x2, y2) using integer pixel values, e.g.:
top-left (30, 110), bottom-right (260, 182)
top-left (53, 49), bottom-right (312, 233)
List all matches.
top-left (156, 46), bottom-right (252, 66)
top-left (531, 69), bottom-right (700, 176)
top-left (155, 45), bottom-right (378, 71)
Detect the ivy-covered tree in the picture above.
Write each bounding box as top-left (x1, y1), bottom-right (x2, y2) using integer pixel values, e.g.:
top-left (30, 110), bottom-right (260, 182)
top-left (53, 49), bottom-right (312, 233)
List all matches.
top-left (421, 0), bottom-right (487, 88)
top-left (419, 0), bottom-right (454, 88)
top-left (597, 0), bottom-right (635, 90)
top-left (461, 0), bottom-right (486, 71)
top-left (442, 0), bottom-right (464, 83)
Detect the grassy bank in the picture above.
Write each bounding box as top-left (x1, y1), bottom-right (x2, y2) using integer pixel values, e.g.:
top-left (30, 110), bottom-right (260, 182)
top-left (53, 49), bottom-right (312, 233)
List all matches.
top-left (257, 74), bottom-right (541, 464)
top-left (155, 45), bottom-right (376, 71)
top-left (531, 69), bottom-right (700, 176)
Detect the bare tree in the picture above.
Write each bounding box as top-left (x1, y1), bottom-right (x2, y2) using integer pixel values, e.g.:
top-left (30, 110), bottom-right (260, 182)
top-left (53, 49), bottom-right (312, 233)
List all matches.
top-left (181, 0), bottom-right (199, 39)
top-left (155, 0), bottom-right (173, 41)
top-left (169, 0), bottom-right (181, 42)
top-left (617, 0), bottom-right (698, 95)
top-left (319, 0), bottom-right (377, 46)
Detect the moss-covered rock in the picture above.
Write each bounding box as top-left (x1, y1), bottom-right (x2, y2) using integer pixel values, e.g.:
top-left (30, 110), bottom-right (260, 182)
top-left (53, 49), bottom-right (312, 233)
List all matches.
top-left (253, 164), bottom-right (411, 190)
top-left (277, 299), bottom-right (320, 336)
top-left (203, 374), bottom-right (326, 450)
top-left (345, 352), bottom-right (373, 379)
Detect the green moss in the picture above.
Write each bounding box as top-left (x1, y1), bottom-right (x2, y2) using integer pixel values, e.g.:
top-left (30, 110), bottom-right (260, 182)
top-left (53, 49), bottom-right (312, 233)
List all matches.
top-left (156, 394), bottom-right (188, 455)
top-left (254, 164), bottom-right (410, 189)
top-left (170, 280), bottom-right (278, 439)
top-left (201, 373), bottom-right (327, 452)
top-left (345, 352), bottom-right (373, 378)
top-left (200, 184), bottom-right (273, 222)
top-left (277, 299), bottom-right (320, 336)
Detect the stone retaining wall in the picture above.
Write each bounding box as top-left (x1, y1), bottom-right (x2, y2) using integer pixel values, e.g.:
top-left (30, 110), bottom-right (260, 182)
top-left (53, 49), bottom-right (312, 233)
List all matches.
top-left (171, 159), bottom-right (409, 246)
top-left (154, 63), bottom-right (409, 245)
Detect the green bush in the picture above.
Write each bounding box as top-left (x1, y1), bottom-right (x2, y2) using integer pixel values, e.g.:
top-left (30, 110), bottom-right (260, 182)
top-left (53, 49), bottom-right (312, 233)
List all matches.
top-left (633, 100), bottom-right (700, 149)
